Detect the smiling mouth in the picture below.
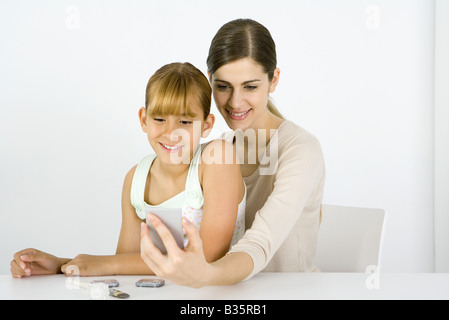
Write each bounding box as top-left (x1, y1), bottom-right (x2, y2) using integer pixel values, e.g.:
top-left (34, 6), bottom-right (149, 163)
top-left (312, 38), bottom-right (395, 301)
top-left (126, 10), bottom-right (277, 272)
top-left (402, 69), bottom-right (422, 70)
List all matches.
top-left (160, 142), bottom-right (183, 151)
top-left (226, 108), bottom-right (252, 118)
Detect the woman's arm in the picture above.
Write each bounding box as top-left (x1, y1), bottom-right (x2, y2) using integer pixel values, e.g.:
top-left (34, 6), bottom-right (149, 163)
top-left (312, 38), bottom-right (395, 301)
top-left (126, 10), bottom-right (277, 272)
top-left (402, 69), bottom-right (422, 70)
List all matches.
top-left (141, 215), bottom-right (253, 287)
top-left (140, 129), bottom-right (324, 287)
top-left (228, 130), bottom-right (325, 279)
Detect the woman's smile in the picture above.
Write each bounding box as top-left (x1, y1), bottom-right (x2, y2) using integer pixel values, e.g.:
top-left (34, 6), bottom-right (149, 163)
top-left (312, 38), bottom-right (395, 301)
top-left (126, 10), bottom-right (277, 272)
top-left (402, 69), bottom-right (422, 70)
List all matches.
top-left (226, 107), bottom-right (252, 121)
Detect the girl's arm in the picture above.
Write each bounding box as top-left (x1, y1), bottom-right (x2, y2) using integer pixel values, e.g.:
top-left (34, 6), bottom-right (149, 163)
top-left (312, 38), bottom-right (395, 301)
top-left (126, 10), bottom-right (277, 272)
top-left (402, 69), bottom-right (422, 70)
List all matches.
top-left (10, 248), bottom-right (72, 278)
top-left (94, 139), bottom-right (243, 276)
top-left (61, 166), bottom-right (154, 276)
top-left (140, 140), bottom-right (252, 286)
top-left (199, 140), bottom-right (245, 262)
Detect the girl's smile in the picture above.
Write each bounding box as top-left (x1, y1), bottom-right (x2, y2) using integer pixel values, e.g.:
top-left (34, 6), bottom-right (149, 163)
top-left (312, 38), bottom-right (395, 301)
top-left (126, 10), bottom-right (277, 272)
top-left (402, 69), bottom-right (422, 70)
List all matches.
top-left (159, 142), bottom-right (184, 153)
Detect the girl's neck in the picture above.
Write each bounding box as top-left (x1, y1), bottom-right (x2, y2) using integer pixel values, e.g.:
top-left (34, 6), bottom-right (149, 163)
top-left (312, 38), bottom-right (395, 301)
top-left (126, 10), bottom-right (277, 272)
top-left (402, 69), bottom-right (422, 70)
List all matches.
top-left (153, 157), bottom-right (190, 181)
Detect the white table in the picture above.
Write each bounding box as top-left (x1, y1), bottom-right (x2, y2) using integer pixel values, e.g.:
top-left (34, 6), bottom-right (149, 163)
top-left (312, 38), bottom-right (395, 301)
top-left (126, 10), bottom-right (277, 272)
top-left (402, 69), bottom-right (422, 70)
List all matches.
top-left (1, 272), bottom-right (448, 300)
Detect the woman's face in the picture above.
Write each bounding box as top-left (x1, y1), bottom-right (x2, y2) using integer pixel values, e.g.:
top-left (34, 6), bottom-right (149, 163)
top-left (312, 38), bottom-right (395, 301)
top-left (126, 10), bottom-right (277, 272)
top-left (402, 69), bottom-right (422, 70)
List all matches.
top-left (210, 57), bottom-right (279, 131)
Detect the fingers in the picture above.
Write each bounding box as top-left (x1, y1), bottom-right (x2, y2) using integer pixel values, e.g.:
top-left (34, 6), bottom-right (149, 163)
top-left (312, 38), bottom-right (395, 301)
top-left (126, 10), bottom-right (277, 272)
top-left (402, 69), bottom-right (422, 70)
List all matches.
top-left (182, 218), bottom-right (203, 253)
top-left (20, 252), bottom-right (41, 262)
top-left (60, 262), bottom-right (69, 275)
top-left (60, 254), bottom-right (92, 277)
top-left (147, 214), bottom-right (182, 256)
top-left (12, 252), bottom-right (26, 272)
top-left (10, 259), bottom-right (26, 278)
top-left (11, 248), bottom-right (38, 278)
top-left (61, 262), bottom-right (80, 277)
top-left (13, 248), bottom-right (36, 266)
top-left (140, 222), bottom-right (164, 275)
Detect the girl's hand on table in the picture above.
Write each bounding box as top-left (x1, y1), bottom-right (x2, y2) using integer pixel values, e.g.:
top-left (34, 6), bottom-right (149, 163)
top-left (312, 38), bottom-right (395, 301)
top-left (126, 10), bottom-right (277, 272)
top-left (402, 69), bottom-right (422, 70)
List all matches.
top-left (10, 248), bottom-right (69, 278)
top-left (61, 254), bottom-right (116, 277)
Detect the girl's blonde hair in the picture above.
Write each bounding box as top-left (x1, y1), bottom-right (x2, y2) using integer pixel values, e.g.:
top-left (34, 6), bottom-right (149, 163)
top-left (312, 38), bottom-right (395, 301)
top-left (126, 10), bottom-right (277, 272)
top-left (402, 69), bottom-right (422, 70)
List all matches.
top-left (145, 62), bottom-right (212, 119)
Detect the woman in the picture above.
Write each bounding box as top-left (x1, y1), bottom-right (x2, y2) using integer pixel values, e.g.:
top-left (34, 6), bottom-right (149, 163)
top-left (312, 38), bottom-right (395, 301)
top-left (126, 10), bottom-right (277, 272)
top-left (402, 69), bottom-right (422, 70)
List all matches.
top-left (140, 18), bottom-right (326, 287)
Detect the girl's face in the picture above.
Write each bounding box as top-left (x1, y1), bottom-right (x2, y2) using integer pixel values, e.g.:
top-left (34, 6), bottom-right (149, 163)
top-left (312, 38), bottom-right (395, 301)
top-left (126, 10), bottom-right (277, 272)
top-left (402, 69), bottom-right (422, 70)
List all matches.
top-left (139, 101), bottom-right (214, 166)
top-left (210, 57), bottom-right (280, 131)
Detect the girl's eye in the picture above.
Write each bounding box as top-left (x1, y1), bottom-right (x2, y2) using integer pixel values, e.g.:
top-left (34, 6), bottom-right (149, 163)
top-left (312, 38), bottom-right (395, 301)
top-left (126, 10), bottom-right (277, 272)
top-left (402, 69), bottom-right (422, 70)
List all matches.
top-left (180, 120), bottom-right (193, 125)
top-left (153, 117), bottom-right (165, 122)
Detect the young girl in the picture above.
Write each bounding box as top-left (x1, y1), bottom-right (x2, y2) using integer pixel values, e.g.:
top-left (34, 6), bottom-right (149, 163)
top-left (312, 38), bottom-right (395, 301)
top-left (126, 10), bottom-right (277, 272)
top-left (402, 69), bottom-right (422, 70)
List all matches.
top-left (10, 62), bottom-right (246, 277)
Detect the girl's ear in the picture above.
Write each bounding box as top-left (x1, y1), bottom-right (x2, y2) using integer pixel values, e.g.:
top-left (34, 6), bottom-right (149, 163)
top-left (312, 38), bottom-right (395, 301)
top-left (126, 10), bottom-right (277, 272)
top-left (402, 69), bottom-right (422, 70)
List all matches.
top-left (201, 114), bottom-right (215, 138)
top-left (138, 107), bottom-right (148, 131)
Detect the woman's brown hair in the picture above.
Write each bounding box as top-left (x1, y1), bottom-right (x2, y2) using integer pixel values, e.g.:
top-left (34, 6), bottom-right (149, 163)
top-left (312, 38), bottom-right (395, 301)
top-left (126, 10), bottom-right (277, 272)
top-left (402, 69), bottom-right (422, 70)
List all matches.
top-left (206, 19), bottom-right (283, 119)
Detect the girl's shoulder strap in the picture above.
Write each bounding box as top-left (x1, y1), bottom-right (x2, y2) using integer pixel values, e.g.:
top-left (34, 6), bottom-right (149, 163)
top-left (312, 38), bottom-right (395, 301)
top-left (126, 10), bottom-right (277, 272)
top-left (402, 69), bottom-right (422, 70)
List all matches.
top-left (185, 144), bottom-right (205, 209)
top-left (130, 153), bottom-right (157, 219)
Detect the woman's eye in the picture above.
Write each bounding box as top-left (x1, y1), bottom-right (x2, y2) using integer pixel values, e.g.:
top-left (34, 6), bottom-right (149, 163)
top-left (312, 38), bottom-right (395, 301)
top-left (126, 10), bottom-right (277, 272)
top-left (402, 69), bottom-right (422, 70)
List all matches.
top-left (245, 86), bottom-right (257, 91)
top-left (216, 85), bottom-right (230, 91)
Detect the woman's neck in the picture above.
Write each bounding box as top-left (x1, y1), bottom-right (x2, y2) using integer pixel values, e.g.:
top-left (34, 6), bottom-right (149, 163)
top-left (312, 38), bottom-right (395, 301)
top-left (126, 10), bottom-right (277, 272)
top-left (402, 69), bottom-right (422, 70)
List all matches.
top-left (246, 112), bottom-right (283, 148)
top-left (238, 112), bottom-right (283, 177)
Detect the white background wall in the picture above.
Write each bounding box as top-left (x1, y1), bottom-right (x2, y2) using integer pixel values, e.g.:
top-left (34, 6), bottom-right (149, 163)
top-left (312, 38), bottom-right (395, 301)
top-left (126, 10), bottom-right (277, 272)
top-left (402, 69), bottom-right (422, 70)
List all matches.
top-left (0, 0), bottom-right (445, 274)
top-left (434, 0), bottom-right (449, 273)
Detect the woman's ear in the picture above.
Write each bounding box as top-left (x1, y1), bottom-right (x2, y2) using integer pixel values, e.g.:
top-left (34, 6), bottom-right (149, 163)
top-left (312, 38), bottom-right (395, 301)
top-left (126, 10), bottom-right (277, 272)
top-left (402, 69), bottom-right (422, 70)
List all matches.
top-left (138, 107), bottom-right (148, 131)
top-left (269, 68), bottom-right (280, 93)
top-left (201, 114), bottom-right (215, 138)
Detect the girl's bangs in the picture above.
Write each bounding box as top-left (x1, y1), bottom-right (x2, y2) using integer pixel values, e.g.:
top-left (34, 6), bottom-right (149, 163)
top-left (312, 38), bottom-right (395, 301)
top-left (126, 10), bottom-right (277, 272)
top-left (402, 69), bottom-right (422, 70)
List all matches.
top-left (146, 75), bottom-right (198, 118)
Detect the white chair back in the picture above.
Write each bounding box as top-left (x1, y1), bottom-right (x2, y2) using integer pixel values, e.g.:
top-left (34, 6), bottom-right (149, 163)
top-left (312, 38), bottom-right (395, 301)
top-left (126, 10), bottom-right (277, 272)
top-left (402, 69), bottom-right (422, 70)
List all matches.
top-left (314, 204), bottom-right (386, 272)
